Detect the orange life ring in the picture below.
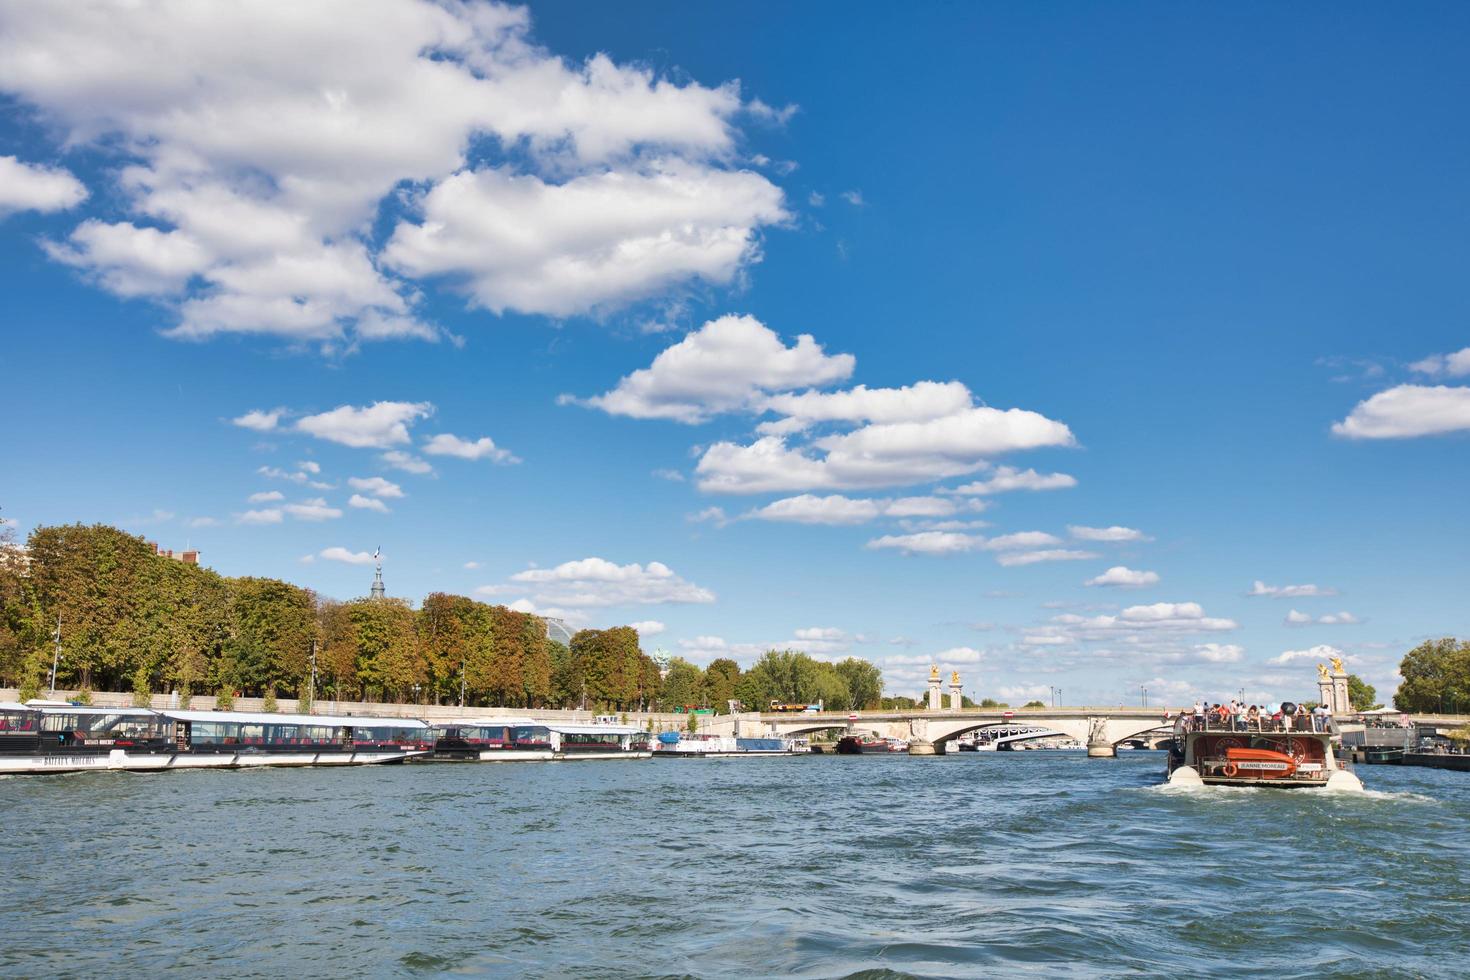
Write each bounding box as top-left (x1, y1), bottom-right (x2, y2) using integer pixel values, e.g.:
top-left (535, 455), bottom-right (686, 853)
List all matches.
top-left (1222, 762), bottom-right (1239, 777)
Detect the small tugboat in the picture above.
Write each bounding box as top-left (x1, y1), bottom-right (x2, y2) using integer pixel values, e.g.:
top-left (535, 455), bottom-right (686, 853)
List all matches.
top-left (652, 732), bottom-right (807, 757)
top-left (1165, 704), bottom-right (1362, 790)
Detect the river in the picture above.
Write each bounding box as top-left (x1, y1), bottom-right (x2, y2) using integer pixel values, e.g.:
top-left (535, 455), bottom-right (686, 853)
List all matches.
top-left (2, 752), bottom-right (1467, 977)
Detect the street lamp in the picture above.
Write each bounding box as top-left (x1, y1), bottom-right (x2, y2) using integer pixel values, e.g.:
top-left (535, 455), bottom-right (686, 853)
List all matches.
top-left (48, 613), bottom-right (61, 698)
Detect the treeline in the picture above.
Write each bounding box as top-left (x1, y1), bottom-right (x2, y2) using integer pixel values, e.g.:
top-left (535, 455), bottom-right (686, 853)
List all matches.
top-left (0, 522), bottom-right (888, 712)
top-left (1395, 638), bottom-right (1470, 713)
top-left (662, 649), bottom-right (884, 713)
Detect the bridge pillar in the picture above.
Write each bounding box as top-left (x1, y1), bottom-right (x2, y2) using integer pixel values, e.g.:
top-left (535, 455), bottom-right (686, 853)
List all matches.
top-left (926, 665), bottom-right (942, 711)
top-left (1086, 716), bottom-right (1115, 758)
top-left (907, 718), bottom-right (941, 755)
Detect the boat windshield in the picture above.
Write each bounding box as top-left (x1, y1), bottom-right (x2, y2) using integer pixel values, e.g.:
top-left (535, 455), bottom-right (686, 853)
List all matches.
top-left (188, 721), bottom-right (342, 745)
top-left (510, 725), bottom-right (552, 747)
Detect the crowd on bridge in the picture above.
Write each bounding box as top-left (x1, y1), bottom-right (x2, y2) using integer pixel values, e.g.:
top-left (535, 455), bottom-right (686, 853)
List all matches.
top-left (1182, 699), bottom-right (1333, 734)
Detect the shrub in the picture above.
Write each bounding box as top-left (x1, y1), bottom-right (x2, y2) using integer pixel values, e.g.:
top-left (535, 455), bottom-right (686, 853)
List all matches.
top-left (216, 688), bottom-right (234, 710)
top-left (262, 687), bottom-right (278, 713)
top-left (131, 666), bottom-right (152, 707)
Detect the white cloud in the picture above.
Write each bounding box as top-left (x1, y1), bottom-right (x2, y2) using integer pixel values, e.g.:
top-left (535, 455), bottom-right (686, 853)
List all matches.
top-left (744, 493), bottom-right (960, 525)
top-left (247, 490), bottom-right (285, 503)
top-left (933, 646), bottom-right (983, 664)
top-left (576, 314), bottom-right (853, 423)
top-left (1248, 580), bottom-right (1338, 599)
top-left (795, 627), bottom-right (845, 642)
top-left (1085, 566), bottom-right (1160, 588)
top-left (0, 1), bottom-right (781, 343)
top-left (283, 498), bottom-right (343, 521)
top-left (630, 620), bottom-right (667, 637)
top-left (865, 531), bottom-right (982, 556)
top-left (1022, 635), bottom-right (1068, 646)
top-left (384, 163), bottom-right (787, 317)
top-left (296, 401), bottom-right (433, 448)
top-left (236, 508), bottom-right (283, 525)
top-left (841, 190), bottom-right (864, 206)
top-left (463, 561), bottom-right (481, 570)
top-left (318, 546), bottom-right (376, 565)
top-left (422, 433), bottom-right (518, 463)
top-left (347, 476), bottom-right (405, 499)
top-left (1271, 644), bottom-right (1344, 666)
top-left (186, 516), bottom-right (220, 528)
top-left (687, 506), bottom-right (728, 526)
top-left (1039, 602), bottom-right (1238, 640)
top-left (0, 155), bottom-right (87, 215)
top-left (762, 381), bottom-right (974, 428)
top-left (1068, 525), bottom-right (1148, 543)
top-left (44, 219), bottom-right (210, 295)
top-left (995, 549), bottom-right (1099, 567)
top-left (652, 468), bottom-right (685, 482)
top-left (946, 466), bottom-right (1077, 496)
top-left (1286, 609), bottom-right (1360, 627)
top-left (1409, 346), bottom-right (1470, 378)
top-left (984, 531), bottom-right (1062, 551)
top-left (348, 493), bottom-right (390, 513)
top-left (1190, 643), bottom-right (1245, 664)
top-left (1332, 384), bottom-right (1470, 439)
top-left (380, 450), bottom-right (434, 475)
top-left (232, 409), bottom-right (283, 432)
top-left (504, 557), bottom-right (715, 607)
top-left (297, 461), bottom-right (321, 474)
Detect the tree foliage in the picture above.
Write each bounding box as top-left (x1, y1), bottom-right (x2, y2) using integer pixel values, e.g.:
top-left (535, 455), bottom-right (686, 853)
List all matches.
top-left (1395, 638), bottom-right (1470, 713)
top-left (1345, 673), bottom-right (1380, 712)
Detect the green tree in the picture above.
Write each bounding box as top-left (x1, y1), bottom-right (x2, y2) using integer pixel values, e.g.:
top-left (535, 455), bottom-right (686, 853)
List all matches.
top-left (1022, 700), bottom-right (1046, 709)
top-left (834, 657), bottom-right (883, 710)
top-left (130, 664), bottom-right (152, 707)
top-left (660, 658), bottom-right (705, 710)
top-left (979, 698), bottom-right (1010, 708)
top-left (347, 598), bottom-right (424, 702)
top-left (1346, 674), bottom-right (1381, 712)
top-left (1395, 637), bottom-right (1470, 712)
top-left (704, 657), bottom-right (741, 711)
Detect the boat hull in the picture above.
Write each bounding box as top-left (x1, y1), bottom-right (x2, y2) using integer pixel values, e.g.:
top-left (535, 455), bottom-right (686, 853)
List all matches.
top-left (0, 749), bottom-right (426, 774)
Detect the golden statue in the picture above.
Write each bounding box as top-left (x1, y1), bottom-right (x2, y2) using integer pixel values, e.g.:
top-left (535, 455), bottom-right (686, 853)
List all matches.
top-left (950, 670), bottom-right (961, 685)
top-left (1316, 662), bottom-right (1330, 682)
top-left (1330, 655), bottom-right (1345, 675)
top-left (929, 664), bottom-right (940, 682)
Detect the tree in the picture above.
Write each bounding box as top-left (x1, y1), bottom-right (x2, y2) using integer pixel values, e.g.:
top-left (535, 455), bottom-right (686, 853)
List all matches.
top-left (979, 698), bottom-right (1010, 708)
top-left (834, 658), bottom-right (883, 710)
top-left (347, 598), bottom-right (424, 702)
top-left (660, 658), bottom-right (705, 710)
top-left (704, 658), bottom-right (741, 711)
top-left (1395, 638), bottom-right (1470, 712)
top-left (1022, 700), bottom-right (1046, 709)
top-left (1346, 674), bottom-right (1381, 712)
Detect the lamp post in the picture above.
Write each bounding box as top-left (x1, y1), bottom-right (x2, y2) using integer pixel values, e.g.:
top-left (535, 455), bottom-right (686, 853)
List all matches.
top-left (459, 656), bottom-right (466, 707)
top-left (1141, 686), bottom-right (1148, 708)
top-left (48, 613), bottom-right (61, 698)
top-left (307, 639), bottom-right (317, 710)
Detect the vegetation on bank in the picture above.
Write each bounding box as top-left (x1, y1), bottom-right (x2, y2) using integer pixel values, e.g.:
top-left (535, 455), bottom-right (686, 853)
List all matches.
top-left (1394, 638), bottom-right (1470, 713)
top-left (0, 521), bottom-right (886, 712)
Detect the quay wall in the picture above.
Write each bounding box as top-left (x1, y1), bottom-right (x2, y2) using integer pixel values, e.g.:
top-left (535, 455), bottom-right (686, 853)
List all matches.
top-left (0, 688), bottom-right (699, 729)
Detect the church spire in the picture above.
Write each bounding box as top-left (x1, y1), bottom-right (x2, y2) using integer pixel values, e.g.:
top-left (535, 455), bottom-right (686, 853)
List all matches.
top-left (370, 546), bottom-right (385, 600)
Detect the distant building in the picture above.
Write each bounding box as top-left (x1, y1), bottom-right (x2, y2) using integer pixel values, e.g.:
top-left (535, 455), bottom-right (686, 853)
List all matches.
top-left (543, 617), bottom-right (575, 646)
top-left (370, 563), bottom-right (386, 600)
top-left (147, 542), bottom-right (200, 565)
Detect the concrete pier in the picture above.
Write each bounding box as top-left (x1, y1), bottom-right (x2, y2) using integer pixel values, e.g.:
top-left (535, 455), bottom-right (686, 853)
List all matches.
top-left (908, 739), bottom-right (938, 755)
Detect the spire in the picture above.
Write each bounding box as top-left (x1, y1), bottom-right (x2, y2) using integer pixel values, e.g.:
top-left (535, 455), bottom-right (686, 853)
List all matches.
top-left (370, 546), bottom-right (385, 600)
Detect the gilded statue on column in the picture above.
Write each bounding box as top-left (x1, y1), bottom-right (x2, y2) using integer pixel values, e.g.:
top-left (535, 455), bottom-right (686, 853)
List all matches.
top-left (1316, 662), bottom-right (1330, 682)
top-left (1330, 655), bottom-right (1345, 675)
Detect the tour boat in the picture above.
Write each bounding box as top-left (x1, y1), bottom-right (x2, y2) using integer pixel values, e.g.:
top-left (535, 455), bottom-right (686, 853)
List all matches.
top-left (542, 723), bottom-right (652, 760)
top-left (652, 732), bottom-right (808, 757)
top-left (428, 718), bottom-right (553, 762)
top-left (1164, 708), bottom-right (1362, 790)
top-left (0, 702), bottom-right (431, 774)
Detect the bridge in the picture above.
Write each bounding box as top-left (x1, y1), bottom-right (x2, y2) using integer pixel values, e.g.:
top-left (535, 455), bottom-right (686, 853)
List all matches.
top-left (705, 706), bottom-right (1180, 756)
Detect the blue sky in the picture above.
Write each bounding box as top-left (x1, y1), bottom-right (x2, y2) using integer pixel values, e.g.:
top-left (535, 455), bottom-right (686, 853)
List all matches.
top-left (2, 1), bottom-right (1468, 705)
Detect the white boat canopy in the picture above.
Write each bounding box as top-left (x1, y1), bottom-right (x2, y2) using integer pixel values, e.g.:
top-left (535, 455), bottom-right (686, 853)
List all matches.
top-left (162, 709), bottom-right (429, 729)
top-left (543, 723), bottom-right (644, 736)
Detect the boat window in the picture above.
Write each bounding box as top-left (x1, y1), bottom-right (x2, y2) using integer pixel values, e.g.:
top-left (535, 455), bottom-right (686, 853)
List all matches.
top-left (511, 725), bottom-right (551, 745)
top-left (562, 732), bottom-right (621, 745)
top-left (0, 709), bottom-right (40, 732)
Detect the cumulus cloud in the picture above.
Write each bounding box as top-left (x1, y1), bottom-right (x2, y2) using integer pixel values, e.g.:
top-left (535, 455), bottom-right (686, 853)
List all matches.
top-left (994, 549), bottom-right (1099, 567)
top-left (318, 546), bottom-right (376, 565)
top-left (0, 1), bottom-right (783, 343)
top-left (946, 466), bottom-right (1077, 496)
top-left (865, 531), bottom-right (982, 556)
top-left (348, 493), bottom-right (390, 513)
top-left (1409, 347), bottom-right (1470, 379)
top-left (380, 450), bottom-right (435, 475)
top-left (574, 314), bottom-right (853, 423)
top-left (0, 155), bottom-right (87, 216)
top-left (236, 508), bottom-right (283, 525)
top-left (347, 476), bottom-right (405, 499)
top-left (232, 409), bottom-right (284, 432)
top-left (296, 401), bottom-right (433, 448)
top-left (283, 498), bottom-right (343, 521)
top-left (384, 164), bottom-right (787, 317)
top-left (1332, 384), bottom-right (1470, 439)
top-left (501, 557), bottom-right (715, 608)
top-left (1248, 580), bottom-right (1338, 599)
top-left (1270, 644), bottom-right (1344, 666)
top-left (1085, 566), bottom-right (1160, 588)
top-left (1285, 609), bottom-right (1360, 627)
top-left (1035, 602), bottom-right (1239, 644)
top-left (422, 433), bottom-right (518, 463)
top-left (247, 490), bottom-right (285, 503)
top-left (630, 620), bottom-right (666, 637)
top-left (1190, 643), bottom-right (1245, 664)
top-left (984, 531), bottom-right (1062, 551)
top-left (743, 493), bottom-right (962, 525)
top-left (1068, 525), bottom-right (1148, 543)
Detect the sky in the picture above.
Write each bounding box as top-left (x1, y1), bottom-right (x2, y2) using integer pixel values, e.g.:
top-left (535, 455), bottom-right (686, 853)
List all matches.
top-left (2, 1), bottom-right (1468, 707)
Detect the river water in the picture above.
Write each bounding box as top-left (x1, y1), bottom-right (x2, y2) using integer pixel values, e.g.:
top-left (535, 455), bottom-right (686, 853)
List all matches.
top-left (2, 751), bottom-right (1467, 977)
